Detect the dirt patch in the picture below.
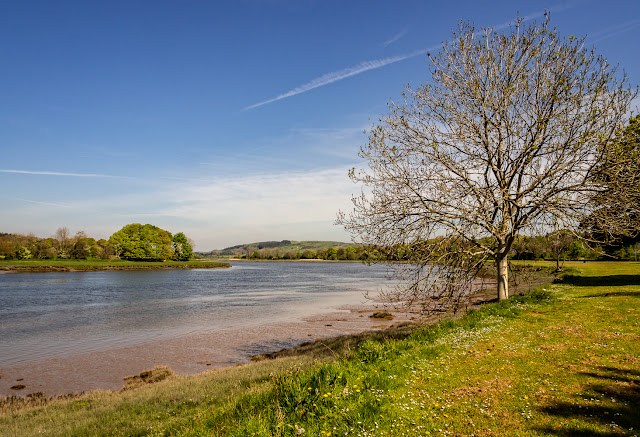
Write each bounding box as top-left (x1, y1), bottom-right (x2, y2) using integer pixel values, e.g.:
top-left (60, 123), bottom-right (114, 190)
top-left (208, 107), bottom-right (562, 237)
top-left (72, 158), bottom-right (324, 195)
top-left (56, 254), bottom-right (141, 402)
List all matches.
top-left (122, 366), bottom-right (174, 390)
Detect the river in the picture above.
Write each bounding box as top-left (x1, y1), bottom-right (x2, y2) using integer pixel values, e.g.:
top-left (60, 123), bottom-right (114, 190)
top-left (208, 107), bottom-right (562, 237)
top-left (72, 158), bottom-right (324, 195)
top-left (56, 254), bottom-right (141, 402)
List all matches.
top-left (0, 261), bottom-right (399, 395)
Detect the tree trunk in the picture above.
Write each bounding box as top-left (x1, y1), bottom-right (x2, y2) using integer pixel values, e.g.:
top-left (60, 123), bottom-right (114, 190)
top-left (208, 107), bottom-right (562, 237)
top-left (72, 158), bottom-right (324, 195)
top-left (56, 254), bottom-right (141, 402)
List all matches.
top-left (496, 255), bottom-right (509, 301)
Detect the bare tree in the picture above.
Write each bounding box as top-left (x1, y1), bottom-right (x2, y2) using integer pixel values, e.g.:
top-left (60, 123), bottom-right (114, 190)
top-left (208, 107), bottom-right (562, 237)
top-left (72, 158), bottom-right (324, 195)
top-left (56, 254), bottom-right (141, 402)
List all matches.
top-left (54, 227), bottom-right (72, 259)
top-left (338, 17), bottom-right (637, 312)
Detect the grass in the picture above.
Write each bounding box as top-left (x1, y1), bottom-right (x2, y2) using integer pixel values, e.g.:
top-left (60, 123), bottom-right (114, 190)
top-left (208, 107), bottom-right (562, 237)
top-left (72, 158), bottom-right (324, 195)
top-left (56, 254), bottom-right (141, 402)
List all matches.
top-left (0, 261), bottom-right (638, 436)
top-left (0, 258), bottom-right (230, 272)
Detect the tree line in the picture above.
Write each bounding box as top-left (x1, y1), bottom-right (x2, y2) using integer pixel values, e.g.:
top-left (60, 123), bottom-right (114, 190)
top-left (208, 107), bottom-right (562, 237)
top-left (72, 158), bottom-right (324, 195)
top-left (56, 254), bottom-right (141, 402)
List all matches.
top-left (238, 231), bottom-right (639, 262)
top-left (245, 246), bottom-right (366, 260)
top-left (0, 224), bottom-right (194, 261)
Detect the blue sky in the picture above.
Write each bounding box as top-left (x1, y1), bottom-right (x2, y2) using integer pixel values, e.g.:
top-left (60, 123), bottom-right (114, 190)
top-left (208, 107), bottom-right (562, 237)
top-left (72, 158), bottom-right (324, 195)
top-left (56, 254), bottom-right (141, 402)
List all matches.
top-left (1, 0), bottom-right (639, 251)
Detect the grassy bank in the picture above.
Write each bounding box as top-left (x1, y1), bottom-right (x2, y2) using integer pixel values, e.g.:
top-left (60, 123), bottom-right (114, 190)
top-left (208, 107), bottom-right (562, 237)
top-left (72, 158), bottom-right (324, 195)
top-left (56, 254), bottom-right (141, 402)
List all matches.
top-left (0, 259), bottom-right (230, 272)
top-left (1, 261), bottom-right (638, 436)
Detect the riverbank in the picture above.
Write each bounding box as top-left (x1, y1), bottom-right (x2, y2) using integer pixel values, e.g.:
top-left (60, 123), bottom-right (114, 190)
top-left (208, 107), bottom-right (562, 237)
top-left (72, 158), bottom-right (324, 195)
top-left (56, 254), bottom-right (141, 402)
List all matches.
top-left (1, 261), bottom-right (637, 436)
top-left (0, 262), bottom-right (548, 397)
top-left (0, 299), bottom-right (415, 397)
top-left (0, 259), bottom-right (230, 273)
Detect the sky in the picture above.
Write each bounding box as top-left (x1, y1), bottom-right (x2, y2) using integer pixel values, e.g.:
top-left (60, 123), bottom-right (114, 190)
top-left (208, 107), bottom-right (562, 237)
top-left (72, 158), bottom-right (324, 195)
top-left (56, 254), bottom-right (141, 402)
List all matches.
top-left (1, 0), bottom-right (639, 251)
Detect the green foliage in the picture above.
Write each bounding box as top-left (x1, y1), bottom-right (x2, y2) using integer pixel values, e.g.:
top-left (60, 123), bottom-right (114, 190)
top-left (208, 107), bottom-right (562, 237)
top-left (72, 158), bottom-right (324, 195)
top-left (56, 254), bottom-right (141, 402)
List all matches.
top-left (15, 246), bottom-right (31, 260)
top-left (109, 223), bottom-right (178, 261)
top-left (172, 232), bottom-right (193, 261)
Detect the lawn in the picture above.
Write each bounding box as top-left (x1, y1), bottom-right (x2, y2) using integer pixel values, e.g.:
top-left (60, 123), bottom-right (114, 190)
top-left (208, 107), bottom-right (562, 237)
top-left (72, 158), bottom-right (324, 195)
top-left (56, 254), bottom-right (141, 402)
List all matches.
top-left (1, 261), bottom-right (638, 436)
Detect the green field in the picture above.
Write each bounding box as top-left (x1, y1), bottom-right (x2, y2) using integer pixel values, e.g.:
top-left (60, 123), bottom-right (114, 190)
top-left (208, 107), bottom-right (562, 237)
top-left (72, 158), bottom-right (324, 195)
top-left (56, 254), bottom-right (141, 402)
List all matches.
top-left (1, 261), bottom-right (638, 436)
top-left (0, 258), bottom-right (230, 272)
top-left (199, 240), bottom-right (357, 258)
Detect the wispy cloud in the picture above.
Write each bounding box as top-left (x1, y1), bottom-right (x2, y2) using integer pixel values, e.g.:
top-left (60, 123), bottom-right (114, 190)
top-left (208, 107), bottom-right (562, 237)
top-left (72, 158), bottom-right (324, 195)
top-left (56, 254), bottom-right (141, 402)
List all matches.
top-left (15, 198), bottom-right (71, 207)
top-left (244, 48), bottom-right (431, 110)
top-left (588, 18), bottom-right (640, 44)
top-left (0, 169), bottom-right (131, 178)
top-left (381, 29), bottom-right (408, 48)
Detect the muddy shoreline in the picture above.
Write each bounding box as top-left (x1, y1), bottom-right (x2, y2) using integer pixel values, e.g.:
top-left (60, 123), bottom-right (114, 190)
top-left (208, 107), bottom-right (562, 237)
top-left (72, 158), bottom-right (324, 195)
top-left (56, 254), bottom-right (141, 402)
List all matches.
top-left (0, 267), bottom-right (551, 399)
top-left (0, 301), bottom-right (417, 398)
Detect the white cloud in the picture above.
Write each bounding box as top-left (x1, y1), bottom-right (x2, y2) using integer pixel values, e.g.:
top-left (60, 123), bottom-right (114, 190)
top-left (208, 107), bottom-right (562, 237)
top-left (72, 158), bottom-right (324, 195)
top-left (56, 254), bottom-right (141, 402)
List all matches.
top-left (154, 167), bottom-right (359, 249)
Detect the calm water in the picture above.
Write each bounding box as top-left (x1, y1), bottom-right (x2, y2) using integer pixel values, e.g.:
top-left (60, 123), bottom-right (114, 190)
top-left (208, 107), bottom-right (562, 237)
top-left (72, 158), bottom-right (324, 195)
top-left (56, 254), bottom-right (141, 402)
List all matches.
top-left (0, 262), bottom-right (391, 368)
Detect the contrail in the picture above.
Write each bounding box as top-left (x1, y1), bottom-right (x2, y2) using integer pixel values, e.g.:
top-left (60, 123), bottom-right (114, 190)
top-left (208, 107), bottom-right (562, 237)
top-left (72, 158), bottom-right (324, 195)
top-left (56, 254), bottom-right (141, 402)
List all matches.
top-left (245, 2), bottom-right (578, 111)
top-left (244, 48), bottom-right (431, 110)
top-left (16, 198), bottom-right (71, 207)
top-left (0, 169), bottom-right (129, 178)
top-left (381, 29), bottom-right (408, 48)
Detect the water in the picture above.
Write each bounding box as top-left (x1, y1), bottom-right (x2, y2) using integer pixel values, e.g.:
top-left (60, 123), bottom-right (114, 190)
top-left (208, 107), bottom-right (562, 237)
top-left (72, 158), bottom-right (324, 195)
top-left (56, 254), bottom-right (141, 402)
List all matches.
top-left (0, 262), bottom-right (391, 368)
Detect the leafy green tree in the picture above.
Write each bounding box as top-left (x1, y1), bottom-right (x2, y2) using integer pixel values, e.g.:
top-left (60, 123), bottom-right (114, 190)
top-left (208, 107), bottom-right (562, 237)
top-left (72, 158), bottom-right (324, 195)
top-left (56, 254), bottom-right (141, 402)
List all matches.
top-left (301, 249), bottom-right (316, 259)
top-left (15, 246), bottom-right (32, 260)
top-left (172, 232), bottom-right (193, 261)
top-left (585, 116), bottom-right (640, 253)
top-left (109, 224), bottom-right (175, 261)
top-left (70, 232), bottom-right (93, 259)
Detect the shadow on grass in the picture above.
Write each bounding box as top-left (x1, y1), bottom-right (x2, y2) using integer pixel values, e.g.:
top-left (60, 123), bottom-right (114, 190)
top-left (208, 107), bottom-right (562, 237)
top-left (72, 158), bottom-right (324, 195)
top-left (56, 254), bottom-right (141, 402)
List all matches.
top-left (534, 366), bottom-right (640, 436)
top-left (560, 274), bottom-right (640, 288)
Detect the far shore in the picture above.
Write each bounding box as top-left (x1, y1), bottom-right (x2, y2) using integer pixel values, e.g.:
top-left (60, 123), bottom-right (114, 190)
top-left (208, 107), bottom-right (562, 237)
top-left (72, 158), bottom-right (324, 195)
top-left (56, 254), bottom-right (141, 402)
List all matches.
top-left (0, 259), bottom-right (230, 273)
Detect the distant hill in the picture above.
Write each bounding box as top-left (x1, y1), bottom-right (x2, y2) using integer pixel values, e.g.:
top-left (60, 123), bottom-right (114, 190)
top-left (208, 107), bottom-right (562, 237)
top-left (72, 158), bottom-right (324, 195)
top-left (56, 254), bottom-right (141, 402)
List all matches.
top-left (196, 240), bottom-right (359, 259)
